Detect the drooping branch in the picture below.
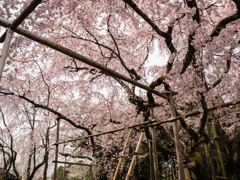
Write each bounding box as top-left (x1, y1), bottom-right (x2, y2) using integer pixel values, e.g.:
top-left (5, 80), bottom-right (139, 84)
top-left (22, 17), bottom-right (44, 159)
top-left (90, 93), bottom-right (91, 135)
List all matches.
top-left (211, 11), bottom-right (240, 38)
top-left (0, 109), bottom-right (19, 178)
top-left (27, 159), bottom-right (46, 180)
top-left (20, 95), bottom-right (92, 134)
top-left (66, 13), bottom-right (141, 81)
top-left (110, 76), bottom-right (145, 108)
top-left (63, 25), bottom-right (117, 56)
top-left (106, 13), bottom-right (140, 80)
top-left (206, 1), bottom-right (240, 75)
top-left (122, 0), bottom-right (176, 66)
top-left (0, 90), bottom-right (95, 153)
top-left (123, 0), bottom-right (169, 38)
top-left (177, 115), bottom-right (200, 142)
top-left (186, 0), bottom-right (200, 24)
top-left (180, 0), bottom-right (240, 75)
top-left (26, 110), bottom-right (53, 180)
top-left (138, 34), bottom-right (154, 70)
top-left (32, 60), bottom-right (51, 106)
top-left (180, 0), bottom-right (200, 74)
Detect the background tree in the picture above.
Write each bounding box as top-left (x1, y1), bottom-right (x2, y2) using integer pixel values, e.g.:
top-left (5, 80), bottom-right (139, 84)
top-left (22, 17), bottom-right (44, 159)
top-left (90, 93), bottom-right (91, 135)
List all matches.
top-left (0, 0), bottom-right (240, 179)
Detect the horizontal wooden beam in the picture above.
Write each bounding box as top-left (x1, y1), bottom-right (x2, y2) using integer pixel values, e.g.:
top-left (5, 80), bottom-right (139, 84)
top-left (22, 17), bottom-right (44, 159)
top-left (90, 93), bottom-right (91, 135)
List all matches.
top-left (145, 98), bottom-right (240, 128)
top-left (54, 98), bottom-right (240, 145)
top-left (55, 127), bottom-right (125, 145)
top-left (59, 152), bottom-right (93, 161)
top-left (52, 161), bottom-right (96, 166)
top-left (0, 17), bottom-right (168, 99)
top-left (0, 0), bottom-right (42, 42)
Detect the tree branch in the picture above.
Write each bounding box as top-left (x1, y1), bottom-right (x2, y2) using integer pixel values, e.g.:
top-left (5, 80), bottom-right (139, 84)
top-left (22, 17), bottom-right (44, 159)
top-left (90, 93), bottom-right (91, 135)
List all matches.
top-left (0, 90), bottom-right (95, 154)
top-left (198, 94), bottom-right (209, 142)
top-left (122, 0), bottom-right (176, 57)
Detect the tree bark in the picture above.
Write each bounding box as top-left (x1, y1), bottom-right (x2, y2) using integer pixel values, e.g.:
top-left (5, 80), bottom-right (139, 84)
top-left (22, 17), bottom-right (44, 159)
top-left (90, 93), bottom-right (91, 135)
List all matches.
top-left (212, 121), bottom-right (227, 177)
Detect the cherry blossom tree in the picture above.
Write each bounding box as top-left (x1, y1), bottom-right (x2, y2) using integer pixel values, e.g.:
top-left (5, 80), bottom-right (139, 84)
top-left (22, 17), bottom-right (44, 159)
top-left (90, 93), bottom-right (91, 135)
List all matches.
top-left (0, 0), bottom-right (240, 179)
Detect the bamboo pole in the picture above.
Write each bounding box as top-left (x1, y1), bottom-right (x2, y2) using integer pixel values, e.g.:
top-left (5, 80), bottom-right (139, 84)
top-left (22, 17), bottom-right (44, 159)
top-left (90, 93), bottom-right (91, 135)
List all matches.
top-left (150, 106), bottom-right (159, 180)
top-left (55, 127), bottom-right (125, 145)
top-left (59, 153), bottom-right (93, 161)
top-left (53, 118), bottom-right (60, 180)
top-left (130, 98), bottom-right (240, 129)
top-left (62, 156), bottom-right (66, 180)
top-left (53, 98), bottom-right (240, 146)
top-left (113, 159), bottom-right (122, 180)
top-left (0, 17), bottom-right (169, 99)
top-left (0, 0), bottom-right (42, 42)
top-left (53, 161), bottom-right (95, 166)
top-left (113, 128), bottom-right (133, 180)
top-left (149, 140), bottom-right (154, 180)
top-left (184, 166), bottom-right (191, 180)
top-left (170, 158), bottom-right (176, 180)
top-left (0, 28), bottom-right (13, 80)
top-left (125, 133), bottom-right (144, 180)
top-left (169, 94), bottom-right (185, 180)
top-left (212, 121), bottom-right (227, 177)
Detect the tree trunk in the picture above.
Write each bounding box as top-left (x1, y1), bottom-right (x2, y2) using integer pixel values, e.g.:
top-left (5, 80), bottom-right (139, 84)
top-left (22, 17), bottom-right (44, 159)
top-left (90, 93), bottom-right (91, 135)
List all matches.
top-left (204, 119), bottom-right (216, 180)
top-left (212, 121), bottom-right (227, 178)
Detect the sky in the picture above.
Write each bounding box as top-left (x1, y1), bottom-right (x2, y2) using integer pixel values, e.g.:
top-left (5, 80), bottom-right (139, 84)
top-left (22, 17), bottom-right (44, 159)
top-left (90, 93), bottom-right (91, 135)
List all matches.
top-left (145, 40), bottom-right (168, 67)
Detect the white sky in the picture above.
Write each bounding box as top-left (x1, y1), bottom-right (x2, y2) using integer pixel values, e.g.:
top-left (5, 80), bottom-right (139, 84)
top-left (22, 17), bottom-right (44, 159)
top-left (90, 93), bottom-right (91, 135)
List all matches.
top-left (145, 40), bottom-right (168, 67)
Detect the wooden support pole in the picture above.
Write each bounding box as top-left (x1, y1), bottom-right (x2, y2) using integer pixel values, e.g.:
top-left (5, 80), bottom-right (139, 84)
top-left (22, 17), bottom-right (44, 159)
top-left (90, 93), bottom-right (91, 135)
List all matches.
top-left (0, 28), bottom-right (13, 80)
top-left (169, 94), bottom-right (185, 180)
top-left (55, 127), bottom-right (125, 145)
top-left (113, 159), bottom-right (122, 180)
top-left (113, 128), bottom-right (133, 180)
top-left (150, 106), bottom-right (159, 180)
top-left (184, 166), bottom-right (191, 180)
top-left (149, 140), bottom-right (154, 180)
top-left (53, 161), bottom-right (95, 166)
top-left (0, 0), bottom-right (42, 42)
top-left (63, 156), bottom-right (66, 180)
top-left (125, 133), bottom-right (144, 180)
top-left (131, 98), bottom-right (240, 129)
top-left (170, 158), bottom-right (176, 180)
top-left (53, 118), bottom-right (60, 180)
top-left (0, 17), bottom-right (169, 99)
top-left (59, 152), bottom-right (93, 161)
top-left (53, 97), bottom-right (240, 146)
